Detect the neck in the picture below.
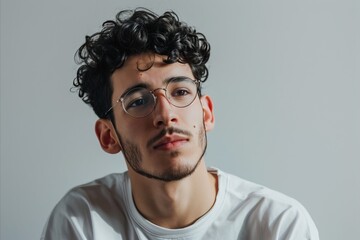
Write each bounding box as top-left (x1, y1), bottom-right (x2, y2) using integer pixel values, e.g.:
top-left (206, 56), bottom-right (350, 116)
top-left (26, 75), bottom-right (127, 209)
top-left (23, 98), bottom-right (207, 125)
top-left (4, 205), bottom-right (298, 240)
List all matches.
top-left (129, 161), bottom-right (218, 229)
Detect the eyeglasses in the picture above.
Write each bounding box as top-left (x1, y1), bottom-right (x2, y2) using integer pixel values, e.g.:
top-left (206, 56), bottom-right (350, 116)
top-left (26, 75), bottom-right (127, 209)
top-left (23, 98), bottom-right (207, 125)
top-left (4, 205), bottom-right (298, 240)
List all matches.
top-left (104, 77), bottom-right (200, 118)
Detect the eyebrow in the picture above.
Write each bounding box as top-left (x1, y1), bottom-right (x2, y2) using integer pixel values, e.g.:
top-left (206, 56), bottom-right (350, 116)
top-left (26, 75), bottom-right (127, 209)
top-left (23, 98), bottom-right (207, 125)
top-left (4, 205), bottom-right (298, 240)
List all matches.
top-left (119, 76), bottom-right (192, 99)
top-left (120, 83), bottom-right (150, 99)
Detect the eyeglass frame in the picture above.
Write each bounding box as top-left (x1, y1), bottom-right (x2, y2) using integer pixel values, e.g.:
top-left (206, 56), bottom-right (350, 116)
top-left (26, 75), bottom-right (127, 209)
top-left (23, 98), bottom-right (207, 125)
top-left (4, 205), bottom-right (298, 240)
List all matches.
top-left (104, 77), bottom-right (201, 118)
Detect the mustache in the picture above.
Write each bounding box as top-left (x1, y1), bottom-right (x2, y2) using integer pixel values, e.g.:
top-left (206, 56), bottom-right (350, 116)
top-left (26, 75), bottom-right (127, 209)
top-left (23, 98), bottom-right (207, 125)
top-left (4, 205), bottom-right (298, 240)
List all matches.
top-left (147, 127), bottom-right (193, 148)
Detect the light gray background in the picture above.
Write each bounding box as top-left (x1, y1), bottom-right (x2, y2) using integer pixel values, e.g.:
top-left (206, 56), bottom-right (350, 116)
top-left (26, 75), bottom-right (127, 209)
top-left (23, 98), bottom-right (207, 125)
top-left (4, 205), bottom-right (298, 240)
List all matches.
top-left (1, 0), bottom-right (359, 239)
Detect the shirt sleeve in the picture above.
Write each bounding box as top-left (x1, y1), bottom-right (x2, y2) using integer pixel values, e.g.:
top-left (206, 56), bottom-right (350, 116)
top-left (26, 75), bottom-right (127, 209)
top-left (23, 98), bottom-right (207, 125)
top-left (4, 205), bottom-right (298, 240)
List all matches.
top-left (267, 203), bottom-right (320, 240)
top-left (241, 188), bottom-right (320, 240)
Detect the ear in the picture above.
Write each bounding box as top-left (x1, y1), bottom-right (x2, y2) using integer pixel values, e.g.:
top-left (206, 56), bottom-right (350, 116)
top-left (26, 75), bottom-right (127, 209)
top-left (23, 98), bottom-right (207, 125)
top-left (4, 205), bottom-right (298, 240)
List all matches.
top-left (200, 95), bottom-right (215, 132)
top-left (95, 119), bottom-right (122, 154)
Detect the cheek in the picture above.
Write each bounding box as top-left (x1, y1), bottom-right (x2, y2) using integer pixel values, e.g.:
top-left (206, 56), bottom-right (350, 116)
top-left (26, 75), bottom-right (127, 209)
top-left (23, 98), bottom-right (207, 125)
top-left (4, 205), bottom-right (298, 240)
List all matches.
top-left (186, 109), bottom-right (204, 130)
top-left (116, 121), bottom-right (143, 141)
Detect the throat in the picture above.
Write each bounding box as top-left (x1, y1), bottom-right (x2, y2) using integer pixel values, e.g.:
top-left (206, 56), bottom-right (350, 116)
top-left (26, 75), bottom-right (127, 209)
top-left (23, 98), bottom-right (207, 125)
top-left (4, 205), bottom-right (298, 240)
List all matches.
top-left (132, 169), bottom-right (218, 229)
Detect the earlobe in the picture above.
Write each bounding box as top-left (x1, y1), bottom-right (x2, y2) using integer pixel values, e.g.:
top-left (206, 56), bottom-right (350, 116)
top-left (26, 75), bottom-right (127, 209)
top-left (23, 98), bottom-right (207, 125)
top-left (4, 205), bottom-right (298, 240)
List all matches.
top-left (200, 95), bottom-right (215, 132)
top-left (95, 119), bottom-right (122, 154)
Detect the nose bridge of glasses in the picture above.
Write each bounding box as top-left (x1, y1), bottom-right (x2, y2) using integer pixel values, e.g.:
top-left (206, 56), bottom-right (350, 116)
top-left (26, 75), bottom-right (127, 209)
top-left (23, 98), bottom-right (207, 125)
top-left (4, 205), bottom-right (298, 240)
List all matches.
top-left (151, 87), bottom-right (175, 108)
top-left (151, 87), bottom-right (169, 100)
top-left (151, 87), bottom-right (167, 95)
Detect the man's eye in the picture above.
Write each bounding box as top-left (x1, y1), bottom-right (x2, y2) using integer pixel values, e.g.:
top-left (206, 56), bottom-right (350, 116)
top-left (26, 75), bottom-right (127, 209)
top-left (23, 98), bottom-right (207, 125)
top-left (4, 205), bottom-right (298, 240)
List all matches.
top-left (127, 98), bottom-right (147, 109)
top-left (173, 88), bottom-right (190, 97)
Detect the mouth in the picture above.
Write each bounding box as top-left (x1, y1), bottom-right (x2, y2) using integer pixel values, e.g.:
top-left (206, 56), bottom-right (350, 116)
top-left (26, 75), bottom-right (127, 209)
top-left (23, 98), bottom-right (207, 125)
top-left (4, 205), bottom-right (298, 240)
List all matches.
top-left (153, 136), bottom-right (189, 150)
top-left (148, 127), bottom-right (192, 151)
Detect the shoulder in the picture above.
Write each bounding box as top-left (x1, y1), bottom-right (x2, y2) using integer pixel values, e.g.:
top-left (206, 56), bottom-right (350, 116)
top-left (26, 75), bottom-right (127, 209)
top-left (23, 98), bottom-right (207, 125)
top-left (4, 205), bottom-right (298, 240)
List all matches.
top-left (220, 170), bottom-right (304, 210)
top-left (58, 173), bottom-right (127, 209)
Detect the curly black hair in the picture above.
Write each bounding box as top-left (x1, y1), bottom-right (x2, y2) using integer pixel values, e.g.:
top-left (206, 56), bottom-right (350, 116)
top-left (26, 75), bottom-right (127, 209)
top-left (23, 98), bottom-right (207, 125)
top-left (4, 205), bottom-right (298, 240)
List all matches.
top-left (73, 8), bottom-right (211, 119)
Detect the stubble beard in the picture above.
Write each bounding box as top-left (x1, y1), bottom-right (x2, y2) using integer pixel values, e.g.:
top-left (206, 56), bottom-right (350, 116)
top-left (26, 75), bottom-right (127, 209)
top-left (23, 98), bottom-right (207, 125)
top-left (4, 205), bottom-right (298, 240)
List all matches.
top-left (115, 123), bottom-right (207, 182)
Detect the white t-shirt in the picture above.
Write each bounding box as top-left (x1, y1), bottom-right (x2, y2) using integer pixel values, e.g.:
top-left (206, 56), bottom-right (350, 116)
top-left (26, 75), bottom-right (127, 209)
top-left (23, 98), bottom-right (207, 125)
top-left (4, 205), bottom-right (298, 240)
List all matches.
top-left (41, 168), bottom-right (319, 239)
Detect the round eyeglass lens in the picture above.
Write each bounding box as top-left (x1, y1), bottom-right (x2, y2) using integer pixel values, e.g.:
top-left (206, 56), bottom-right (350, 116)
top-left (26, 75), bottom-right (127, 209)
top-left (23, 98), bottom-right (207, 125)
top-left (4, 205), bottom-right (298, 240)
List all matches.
top-left (122, 88), bottom-right (156, 118)
top-left (165, 78), bottom-right (198, 108)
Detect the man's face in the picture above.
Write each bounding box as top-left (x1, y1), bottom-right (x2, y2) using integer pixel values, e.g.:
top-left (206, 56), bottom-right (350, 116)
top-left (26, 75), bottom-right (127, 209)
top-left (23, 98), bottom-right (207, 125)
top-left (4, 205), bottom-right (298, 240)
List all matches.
top-left (108, 53), bottom-right (214, 182)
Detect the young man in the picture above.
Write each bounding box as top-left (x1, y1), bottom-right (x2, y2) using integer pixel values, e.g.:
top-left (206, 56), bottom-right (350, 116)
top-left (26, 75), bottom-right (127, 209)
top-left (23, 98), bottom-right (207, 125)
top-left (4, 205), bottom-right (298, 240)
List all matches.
top-left (42, 8), bottom-right (319, 239)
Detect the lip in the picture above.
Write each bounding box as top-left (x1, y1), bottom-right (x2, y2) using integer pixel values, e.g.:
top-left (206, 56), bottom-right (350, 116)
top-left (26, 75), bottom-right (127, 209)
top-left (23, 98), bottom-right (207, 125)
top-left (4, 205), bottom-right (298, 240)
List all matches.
top-left (153, 135), bottom-right (189, 150)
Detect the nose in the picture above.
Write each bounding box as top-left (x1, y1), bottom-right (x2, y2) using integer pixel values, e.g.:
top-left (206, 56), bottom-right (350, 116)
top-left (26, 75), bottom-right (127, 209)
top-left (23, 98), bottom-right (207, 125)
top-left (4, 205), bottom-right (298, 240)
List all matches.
top-left (152, 89), bottom-right (178, 128)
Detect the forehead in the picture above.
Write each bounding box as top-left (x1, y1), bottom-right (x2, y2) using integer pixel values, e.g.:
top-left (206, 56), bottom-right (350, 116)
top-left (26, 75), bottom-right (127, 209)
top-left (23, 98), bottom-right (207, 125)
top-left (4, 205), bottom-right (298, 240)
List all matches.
top-left (110, 54), bottom-right (194, 97)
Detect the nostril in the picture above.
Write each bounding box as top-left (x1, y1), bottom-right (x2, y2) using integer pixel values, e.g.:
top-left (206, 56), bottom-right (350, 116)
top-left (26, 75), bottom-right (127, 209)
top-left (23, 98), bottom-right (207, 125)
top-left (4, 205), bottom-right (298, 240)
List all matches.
top-left (156, 120), bottom-right (165, 127)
